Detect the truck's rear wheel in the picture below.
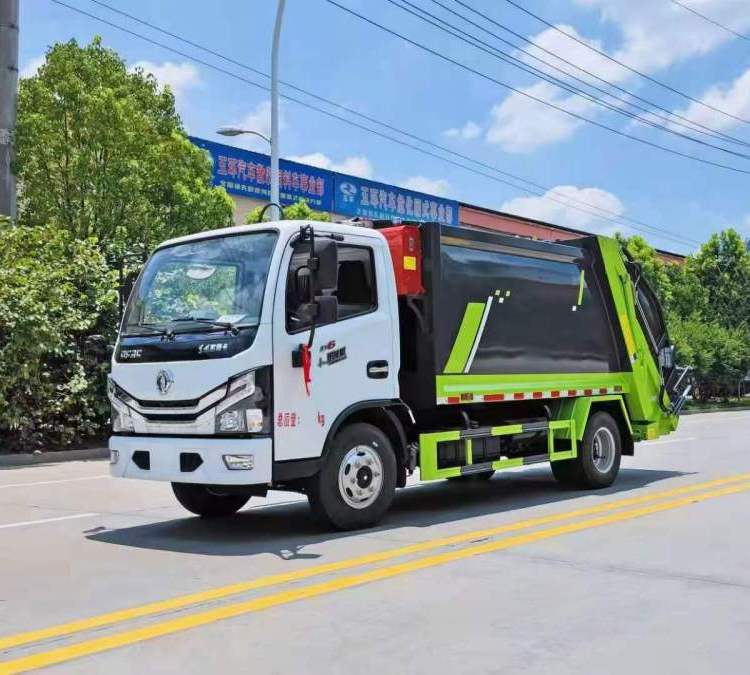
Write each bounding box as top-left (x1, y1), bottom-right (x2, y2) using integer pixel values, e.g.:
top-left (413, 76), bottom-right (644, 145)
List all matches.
top-left (172, 483), bottom-right (250, 517)
top-left (551, 411), bottom-right (622, 489)
top-left (308, 423), bottom-right (397, 531)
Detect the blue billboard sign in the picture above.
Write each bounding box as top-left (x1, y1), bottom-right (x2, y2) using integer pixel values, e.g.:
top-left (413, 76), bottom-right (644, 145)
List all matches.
top-left (333, 174), bottom-right (459, 226)
top-left (190, 136), bottom-right (334, 211)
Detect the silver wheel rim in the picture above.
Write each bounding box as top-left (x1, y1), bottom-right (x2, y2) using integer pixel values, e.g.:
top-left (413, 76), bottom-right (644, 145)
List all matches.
top-left (592, 427), bottom-right (616, 474)
top-left (338, 445), bottom-right (384, 510)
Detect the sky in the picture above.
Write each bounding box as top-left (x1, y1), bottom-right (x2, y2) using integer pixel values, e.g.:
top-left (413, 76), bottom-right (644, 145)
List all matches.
top-left (18, 0), bottom-right (750, 254)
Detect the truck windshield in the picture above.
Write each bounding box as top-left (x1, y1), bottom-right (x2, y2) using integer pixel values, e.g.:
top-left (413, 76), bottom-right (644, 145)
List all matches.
top-left (123, 231), bottom-right (278, 336)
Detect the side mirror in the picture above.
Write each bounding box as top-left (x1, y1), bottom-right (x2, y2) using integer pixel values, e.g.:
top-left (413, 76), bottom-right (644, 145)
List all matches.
top-left (315, 295), bottom-right (338, 326)
top-left (311, 238), bottom-right (338, 292)
top-left (296, 296), bottom-right (338, 327)
top-left (83, 334), bottom-right (111, 365)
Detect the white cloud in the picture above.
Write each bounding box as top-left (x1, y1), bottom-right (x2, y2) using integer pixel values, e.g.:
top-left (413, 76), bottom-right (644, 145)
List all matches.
top-left (519, 24), bottom-right (624, 84)
top-left (667, 66), bottom-right (750, 133)
top-left (287, 152), bottom-right (373, 179)
top-left (485, 81), bottom-right (592, 152)
top-left (577, 0), bottom-right (750, 76)
top-left (443, 120), bottom-right (482, 140)
top-left (479, 1), bottom-right (750, 151)
top-left (20, 56), bottom-right (45, 79)
top-left (500, 185), bottom-right (625, 234)
top-left (130, 60), bottom-right (201, 102)
top-left (399, 176), bottom-right (451, 197)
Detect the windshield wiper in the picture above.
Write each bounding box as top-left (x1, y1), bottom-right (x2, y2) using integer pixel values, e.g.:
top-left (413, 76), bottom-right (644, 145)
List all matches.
top-left (123, 323), bottom-right (168, 337)
top-left (169, 317), bottom-right (240, 334)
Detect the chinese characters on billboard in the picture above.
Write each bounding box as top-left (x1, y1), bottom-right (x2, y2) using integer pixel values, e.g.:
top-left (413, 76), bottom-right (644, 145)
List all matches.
top-left (333, 176), bottom-right (459, 226)
top-left (190, 137), bottom-right (334, 211)
top-left (190, 136), bottom-right (459, 227)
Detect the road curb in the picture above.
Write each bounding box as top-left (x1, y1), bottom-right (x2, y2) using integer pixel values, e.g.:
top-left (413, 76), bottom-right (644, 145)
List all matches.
top-left (682, 406), bottom-right (750, 416)
top-left (0, 447), bottom-right (109, 468)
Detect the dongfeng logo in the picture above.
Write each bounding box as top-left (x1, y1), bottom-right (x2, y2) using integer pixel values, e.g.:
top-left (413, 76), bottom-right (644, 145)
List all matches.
top-left (156, 369), bottom-right (174, 395)
top-left (339, 181), bottom-right (357, 203)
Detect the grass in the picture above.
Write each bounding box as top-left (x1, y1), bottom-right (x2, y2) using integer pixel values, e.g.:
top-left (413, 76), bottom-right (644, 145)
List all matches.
top-left (683, 398), bottom-right (750, 413)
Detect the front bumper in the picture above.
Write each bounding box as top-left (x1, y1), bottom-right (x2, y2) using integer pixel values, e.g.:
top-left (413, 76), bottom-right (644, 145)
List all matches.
top-left (109, 435), bottom-right (272, 485)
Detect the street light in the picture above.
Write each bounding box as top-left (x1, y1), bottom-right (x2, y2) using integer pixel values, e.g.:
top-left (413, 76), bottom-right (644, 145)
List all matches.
top-left (216, 0), bottom-right (285, 222)
top-left (217, 126), bottom-right (271, 145)
top-left (270, 0), bottom-right (286, 221)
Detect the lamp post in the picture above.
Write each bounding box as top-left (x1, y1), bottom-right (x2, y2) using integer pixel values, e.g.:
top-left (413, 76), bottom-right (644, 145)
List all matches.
top-left (270, 0), bottom-right (286, 221)
top-left (217, 0), bottom-right (285, 221)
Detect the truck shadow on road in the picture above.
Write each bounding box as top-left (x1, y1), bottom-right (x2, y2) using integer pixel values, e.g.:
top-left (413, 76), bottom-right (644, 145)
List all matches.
top-left (87, 466), bottom-right (689, 559)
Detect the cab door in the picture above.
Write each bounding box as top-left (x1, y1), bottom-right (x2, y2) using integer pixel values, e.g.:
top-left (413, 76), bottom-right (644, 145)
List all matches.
top-left (272, 231), bottom-right (398, 462)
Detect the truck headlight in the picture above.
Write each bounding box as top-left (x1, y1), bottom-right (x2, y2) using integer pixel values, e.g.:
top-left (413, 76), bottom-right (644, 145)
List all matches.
top-left (214, 368), bottom-right (270, 434)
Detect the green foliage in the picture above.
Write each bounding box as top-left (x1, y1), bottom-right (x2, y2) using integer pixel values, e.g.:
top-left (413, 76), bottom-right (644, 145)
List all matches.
top-left (2, 37), bottom-right (236, 451)
top-left (245, 199), bottom-right (331, 224)
top-left (15, 37), bottom-right (234, 260)
top-left (0, 222), bottom-right (117, 450)
top-left (669, 315), bottom-right (750, 400)
top-left (619, 230), bottom-right (750, 400)
top-left (690, 229), bottom-right (750, 331)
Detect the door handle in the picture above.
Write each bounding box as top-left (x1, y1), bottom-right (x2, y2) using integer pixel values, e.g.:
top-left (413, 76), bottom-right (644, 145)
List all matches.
top-left (367, 360), bottom-right (389, 379)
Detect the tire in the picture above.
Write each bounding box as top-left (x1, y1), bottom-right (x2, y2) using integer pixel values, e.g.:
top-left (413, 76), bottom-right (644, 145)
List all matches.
top-left (307, 422), bottom-right (397, 531)
top-left (551, 411), bottom-right (622, 489)
top-left (447, 470), bottom-right (495, 481)
top-left (172, 483), bottom-right (250, 517)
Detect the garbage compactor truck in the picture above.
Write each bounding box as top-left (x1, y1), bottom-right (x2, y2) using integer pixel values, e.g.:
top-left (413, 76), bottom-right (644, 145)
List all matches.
top-left (107, 219), bottom-right (691, 530)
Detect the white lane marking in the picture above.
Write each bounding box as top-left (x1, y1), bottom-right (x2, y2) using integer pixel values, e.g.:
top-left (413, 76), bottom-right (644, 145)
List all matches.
top-left (464, 295), bottom-right (493, 374)
top-left (0, 513), bottom-right (99, 530)
top-left (643, 437), bottom-right (697, 446)
top-left (0, 475), bottom-right (110, 490)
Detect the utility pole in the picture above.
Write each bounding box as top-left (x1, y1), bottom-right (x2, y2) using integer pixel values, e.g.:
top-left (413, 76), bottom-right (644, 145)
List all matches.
top-left (0, 0), bottom-right (19, 221)
top-left (270, 0), bottom-right (286, 221)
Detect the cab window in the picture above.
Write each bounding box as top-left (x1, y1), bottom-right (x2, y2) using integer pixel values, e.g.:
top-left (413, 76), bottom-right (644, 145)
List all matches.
top-left (286, 244), bottom-right (377, 332)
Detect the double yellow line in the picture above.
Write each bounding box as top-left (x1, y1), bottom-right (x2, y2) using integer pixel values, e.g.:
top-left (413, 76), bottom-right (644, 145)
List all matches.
top-left (2, 473), bottom-right (750, 673)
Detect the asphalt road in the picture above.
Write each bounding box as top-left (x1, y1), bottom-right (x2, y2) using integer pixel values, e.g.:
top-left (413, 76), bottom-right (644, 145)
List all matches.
top-left (1, 410), bottom-right (750, 674)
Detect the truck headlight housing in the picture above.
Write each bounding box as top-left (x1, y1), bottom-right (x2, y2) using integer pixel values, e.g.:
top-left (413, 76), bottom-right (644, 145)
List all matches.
top-left (108, 376), bottom-right (136, 433)
top-left (214, 368), bottom-right (270, 434)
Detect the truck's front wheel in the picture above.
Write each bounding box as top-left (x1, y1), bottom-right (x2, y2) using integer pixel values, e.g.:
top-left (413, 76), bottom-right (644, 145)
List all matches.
top-left (172, 483), bottom-right (250, 517)
top-left (551, 411), bottom-right (622, 489)
top-left (308, 423), bottom-right (397, 531)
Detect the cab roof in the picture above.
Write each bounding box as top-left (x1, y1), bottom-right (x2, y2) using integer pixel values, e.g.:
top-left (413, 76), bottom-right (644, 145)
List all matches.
top-left (155, 220), bottom-right (385, 251)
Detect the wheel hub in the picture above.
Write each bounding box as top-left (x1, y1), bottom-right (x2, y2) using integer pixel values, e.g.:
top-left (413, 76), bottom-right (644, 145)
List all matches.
top-left (592, 427), bottom-right (615, 474)
top-left (338, 445), bottom-right (384, 510)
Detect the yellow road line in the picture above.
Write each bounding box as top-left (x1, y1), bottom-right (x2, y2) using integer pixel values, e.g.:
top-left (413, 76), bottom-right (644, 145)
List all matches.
top-left (2, 480), bottom-right (749, 674)
top-left (1, 471), bottom-right (749, 652)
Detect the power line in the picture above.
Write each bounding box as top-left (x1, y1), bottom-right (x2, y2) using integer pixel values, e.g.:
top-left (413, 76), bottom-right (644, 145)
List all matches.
top-left (443, 0), bottom-right (750, 149)
top-left (669, 0), bottom-right (750, 43)
top-left (497, 0), bottom-right (750, 128)
top-left (50, 0), bottom-right (701, 247)
top-left (326, 0), bottom-right (750, 175)
top-left (386, 0), bottom-right (750, 161)
top-left (79, 0), bottom-right (703, 245)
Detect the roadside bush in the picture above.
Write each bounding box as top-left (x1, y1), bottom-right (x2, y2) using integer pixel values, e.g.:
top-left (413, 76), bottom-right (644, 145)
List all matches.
top-left (0, 222), bottom-right (117, 451)
top-left (669, 314), bottom-right (750, 401)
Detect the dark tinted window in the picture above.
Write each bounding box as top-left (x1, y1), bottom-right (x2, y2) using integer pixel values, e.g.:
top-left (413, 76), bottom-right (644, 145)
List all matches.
top-left (287, 245), bottom-right (376, 332)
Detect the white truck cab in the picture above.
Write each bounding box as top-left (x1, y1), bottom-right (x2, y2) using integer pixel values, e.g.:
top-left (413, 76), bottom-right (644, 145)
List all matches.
top-left (109, 220), bottom-right (405, 529)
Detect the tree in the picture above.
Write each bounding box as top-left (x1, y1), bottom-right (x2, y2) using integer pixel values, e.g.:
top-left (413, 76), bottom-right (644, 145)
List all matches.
top-left (246, 199), bottom-right (331, 224)
top-left (15, 38), bottom-right (233, 262)
top-left (690, 229), bottom-right (750, 331)
top-left (669, 315), bottom-right (750, 400)
top-left (0, 221), bottom-right (116, 450)
top-left (616, 234), bottom-right (674, 309)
